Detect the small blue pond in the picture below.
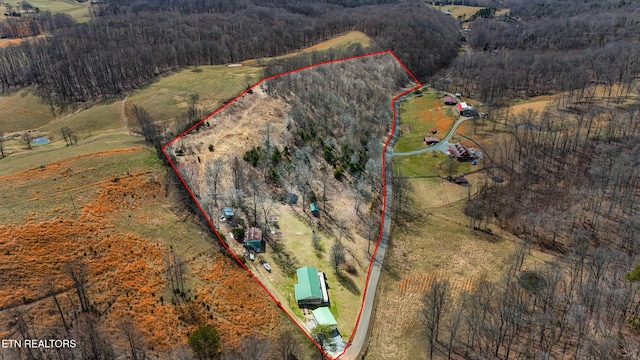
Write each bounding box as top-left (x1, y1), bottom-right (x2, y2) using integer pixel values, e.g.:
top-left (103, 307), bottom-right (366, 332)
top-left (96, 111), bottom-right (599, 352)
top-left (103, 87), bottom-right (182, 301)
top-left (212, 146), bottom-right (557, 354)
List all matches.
top-left (33, 137), bottom-right (50, 145)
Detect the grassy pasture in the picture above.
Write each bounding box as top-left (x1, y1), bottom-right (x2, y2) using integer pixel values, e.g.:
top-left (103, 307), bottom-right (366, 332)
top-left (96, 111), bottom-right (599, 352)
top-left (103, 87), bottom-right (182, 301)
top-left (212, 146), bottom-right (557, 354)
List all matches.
top-left (0, 30), bottom-right (376, 357)
top-left (366, 86), bottom-right (553, 359)
top-left (4, 0), bottom-right (88, 18)
top-left (0, 90), bottom-right (52, 132)
top-left (0, 131), bottom-right (143, 176)
top-left (126, 65), bottom-right (262, 129)
top-left (394, 92), bottom-right (456, 153)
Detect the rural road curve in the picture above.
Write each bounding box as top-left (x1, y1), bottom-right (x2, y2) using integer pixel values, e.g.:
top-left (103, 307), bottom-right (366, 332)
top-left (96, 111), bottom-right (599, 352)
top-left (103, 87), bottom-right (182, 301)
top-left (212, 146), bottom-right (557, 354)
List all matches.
top-left (338, 94), bottom-right (405, 360)
top-left (340, 96), bottom-right (469, 360)
top-left (393, 115), bottom-right (473, 157)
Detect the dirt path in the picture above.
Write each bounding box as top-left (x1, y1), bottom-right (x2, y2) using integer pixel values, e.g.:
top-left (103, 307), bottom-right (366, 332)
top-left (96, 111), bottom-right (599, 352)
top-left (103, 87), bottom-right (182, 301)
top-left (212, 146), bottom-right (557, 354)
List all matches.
top-left (120, 95), bottom-right (129, 128)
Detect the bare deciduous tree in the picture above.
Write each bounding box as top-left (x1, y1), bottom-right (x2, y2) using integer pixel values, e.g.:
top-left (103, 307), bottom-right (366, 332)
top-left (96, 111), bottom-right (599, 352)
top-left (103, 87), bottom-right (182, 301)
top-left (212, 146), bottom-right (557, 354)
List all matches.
top-left (21, 131), bottom-right (32, 150)
top-left (0, 131), bottom-right (6, 158)
top-left (63, 259), bottom-right (91, 313)
top-left (205, 159), bottom-right (224, 206)
top-left (422, 279), bottom-right (451, 360)
top-left (118, 317), bottom-right (148, 360)
top-left (330, 241), bottom-right (345, 274)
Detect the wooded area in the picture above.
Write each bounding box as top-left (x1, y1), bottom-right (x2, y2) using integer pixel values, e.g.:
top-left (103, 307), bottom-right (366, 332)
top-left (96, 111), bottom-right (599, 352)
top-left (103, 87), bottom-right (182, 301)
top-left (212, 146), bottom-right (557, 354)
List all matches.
top-left (0, 0), bottom-right (459, 108)
top-left (444, 0), bottom-right (640, 106)
top-left (419, 1), bottom-right (640, 359)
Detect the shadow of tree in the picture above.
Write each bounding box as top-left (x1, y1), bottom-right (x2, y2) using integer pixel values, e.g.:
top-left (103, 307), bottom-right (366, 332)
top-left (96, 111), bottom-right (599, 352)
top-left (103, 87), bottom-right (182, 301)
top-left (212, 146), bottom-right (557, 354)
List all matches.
top-left (336, 272), bottom-right (360, 295)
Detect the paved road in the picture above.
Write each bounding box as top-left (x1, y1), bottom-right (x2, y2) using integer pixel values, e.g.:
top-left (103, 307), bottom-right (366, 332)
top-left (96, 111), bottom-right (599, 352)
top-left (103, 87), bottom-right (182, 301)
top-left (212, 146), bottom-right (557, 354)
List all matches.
top-left (339, 97), bottom-right (471, 360)
top-left (338, 94), bottom-right (407, 360)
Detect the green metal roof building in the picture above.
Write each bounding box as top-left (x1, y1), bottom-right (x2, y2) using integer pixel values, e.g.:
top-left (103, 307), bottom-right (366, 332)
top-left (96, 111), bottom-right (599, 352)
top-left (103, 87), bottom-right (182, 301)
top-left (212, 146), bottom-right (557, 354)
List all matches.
top-left (294, 266), bottom-right (324, 306)
top-left (312, 307), bottom-right (337, 329)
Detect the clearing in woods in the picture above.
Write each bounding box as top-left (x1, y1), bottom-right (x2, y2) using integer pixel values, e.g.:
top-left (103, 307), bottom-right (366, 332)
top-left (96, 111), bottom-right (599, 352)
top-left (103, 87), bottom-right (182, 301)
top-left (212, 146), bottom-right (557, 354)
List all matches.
top-left (394, 91), bottom-right (457, 153)
top-left (3, 0), bottom-right (89, 20)
top-left (163, 51), bottom-right (417, 356)
top-left (363, 88), bottom-right (553, 360)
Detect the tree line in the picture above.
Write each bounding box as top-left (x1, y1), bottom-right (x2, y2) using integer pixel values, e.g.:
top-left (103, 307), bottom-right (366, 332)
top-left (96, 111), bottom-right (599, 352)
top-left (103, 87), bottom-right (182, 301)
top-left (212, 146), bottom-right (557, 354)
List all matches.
top-left (421, 242), bottom-right (640, 359)
top-left (0, 11), bottom-right (75, 38)
top-left (442, 0), bottom-right (640, 107)
top-left (0, 0), bottom-right (460, 108)
top-left (420, 91), bottom-right (640, 360)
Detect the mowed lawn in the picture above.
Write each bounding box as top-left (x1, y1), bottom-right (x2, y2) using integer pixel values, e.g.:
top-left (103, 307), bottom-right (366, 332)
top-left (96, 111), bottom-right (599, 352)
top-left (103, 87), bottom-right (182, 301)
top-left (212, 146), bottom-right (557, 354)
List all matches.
top-left (247, 204), bottom-right (366, 338)
top-left (394, 91), bottom-right (457, 153)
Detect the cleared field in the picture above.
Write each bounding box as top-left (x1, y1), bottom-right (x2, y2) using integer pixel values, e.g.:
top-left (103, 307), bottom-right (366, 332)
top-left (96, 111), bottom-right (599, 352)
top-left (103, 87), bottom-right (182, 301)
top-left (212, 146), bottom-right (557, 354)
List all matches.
top-left (301, 30), bottom-right (370, 53)
top-left (0, 37), bottom-right (23, 47)
top-left (244, 30), bottom-right (371, 65)
top-left (509, 94), bottom-right (560, 116)
top-left (0, 131), bottom-right (142, 177)
top-left (393, 151), bottom-right (473, 178)
top-left (394, 92), bottom-right (456, 153)
top-left (367, 199), bottom-right (552, 360)
top-left (126, 65), bottom-right (261, 129)
top-left (42, 100), bottom-right (122, 136)
top-left (437, 5), bottom-right (483, 19)
top-left (4, 0), bottom-right (88, 18)
top-left (0, 90), bottom-right (53, 132)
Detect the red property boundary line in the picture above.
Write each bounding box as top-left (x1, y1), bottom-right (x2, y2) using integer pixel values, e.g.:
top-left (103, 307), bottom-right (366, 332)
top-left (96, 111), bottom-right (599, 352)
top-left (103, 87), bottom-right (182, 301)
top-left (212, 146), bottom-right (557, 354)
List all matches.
top-left (161, 50), bottom-right (422, 359)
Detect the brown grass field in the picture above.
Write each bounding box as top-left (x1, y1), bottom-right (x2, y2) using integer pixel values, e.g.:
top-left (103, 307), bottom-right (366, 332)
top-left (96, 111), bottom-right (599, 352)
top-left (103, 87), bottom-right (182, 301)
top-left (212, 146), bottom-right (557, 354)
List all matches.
top-left (0, 32), bottom-right (379, 359)
top-left (0, 33), bottom-right (376, 357)
top-left (0, 142), bottom-right (299, 353)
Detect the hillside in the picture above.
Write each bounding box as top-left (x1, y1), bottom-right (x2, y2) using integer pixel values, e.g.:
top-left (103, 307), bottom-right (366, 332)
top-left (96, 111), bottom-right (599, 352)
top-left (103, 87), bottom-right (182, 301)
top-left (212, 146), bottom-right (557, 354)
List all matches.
top-left (0, 0), bottom-right (460, 107)
top-left (166, 52), bottom-right (416, 355)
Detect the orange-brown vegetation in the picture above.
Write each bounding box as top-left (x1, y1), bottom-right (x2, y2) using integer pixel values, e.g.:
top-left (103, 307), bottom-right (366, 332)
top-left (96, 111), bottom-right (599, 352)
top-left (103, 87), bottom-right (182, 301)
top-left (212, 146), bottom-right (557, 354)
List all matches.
top-left (0, 147), bottom-right (284, 354)
top-left (422, 98), bottom-right (454, 133)
top-left (195, 258), bottom-right (282, 349)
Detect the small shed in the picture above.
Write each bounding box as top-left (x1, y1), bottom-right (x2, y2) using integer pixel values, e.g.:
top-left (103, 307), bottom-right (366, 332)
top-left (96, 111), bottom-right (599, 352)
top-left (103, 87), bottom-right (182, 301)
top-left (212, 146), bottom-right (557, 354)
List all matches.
top-left (443, 95), bottom-right (458, 105)
top-left (244, 239), bottom-right (265, 253)
top-left (285, 193), bottom-right (299, 205)
top-left (310, 203), bottom-right (320, 217)
top-left (424, 136), bottom-right (440, 145)
top-left (222, 207), bottom-right (234, 221)
top-left (312, 307), bottom-right (338, 330)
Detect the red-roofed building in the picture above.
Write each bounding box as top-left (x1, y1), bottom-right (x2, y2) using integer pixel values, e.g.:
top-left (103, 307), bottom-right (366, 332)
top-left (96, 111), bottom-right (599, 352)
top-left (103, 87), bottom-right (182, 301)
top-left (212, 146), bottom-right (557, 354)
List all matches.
top-left (455, 102), bottom-right (479, 117)
top-left (443, 95), bottom-right (458, 105)
top-left (424, 136), bottom-right (440, 145)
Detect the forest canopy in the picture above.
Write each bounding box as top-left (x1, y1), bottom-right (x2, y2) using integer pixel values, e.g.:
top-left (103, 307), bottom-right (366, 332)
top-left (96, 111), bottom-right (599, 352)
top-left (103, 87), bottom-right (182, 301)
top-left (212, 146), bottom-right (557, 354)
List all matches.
top-left (0, 0), bottom-right (460, 107)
